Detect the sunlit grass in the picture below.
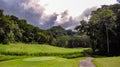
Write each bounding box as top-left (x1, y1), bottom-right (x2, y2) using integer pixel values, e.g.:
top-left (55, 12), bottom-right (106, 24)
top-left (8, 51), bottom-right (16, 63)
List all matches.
top-left (0, 54), bottom-right (25, 61)
top-left (0, 56), bottom-right (85, 67)
top-left (0, 43), bottom-right (90, 58)
top-left (0, 43), bottom-right (88, 67)
top-left (93, 56), bottom-right (120, 67)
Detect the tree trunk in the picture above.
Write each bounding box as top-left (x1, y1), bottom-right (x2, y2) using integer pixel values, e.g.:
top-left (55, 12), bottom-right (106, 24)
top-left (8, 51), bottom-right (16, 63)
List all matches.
top-left (106, 25), bottom-right (109, 54)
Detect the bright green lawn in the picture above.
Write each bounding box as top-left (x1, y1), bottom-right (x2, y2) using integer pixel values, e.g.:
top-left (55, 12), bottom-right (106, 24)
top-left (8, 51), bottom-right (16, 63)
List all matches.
top-left (0, 56), bottom-right (85, 67)
top-left (93, 56), bottom-right (120, 67)
top-left (0, 43), bottom-right (89, 67)
top-left (0, 54), bottom-right (25, 61)
top-left (0, 43), bottom-right (89, 58)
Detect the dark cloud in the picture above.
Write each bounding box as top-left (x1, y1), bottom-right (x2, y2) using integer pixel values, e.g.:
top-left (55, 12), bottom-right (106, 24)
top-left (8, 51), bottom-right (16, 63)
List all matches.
top-left (79, 6), bottom-right (98, 21)
top-left (0, 0), bottom-right (45, 28)
top-left (40, 13), bottom-right (58, 29)
top-left (0, 0), bottom-right (59, 29)
top-left (0, 0), bottom-right (98, 30)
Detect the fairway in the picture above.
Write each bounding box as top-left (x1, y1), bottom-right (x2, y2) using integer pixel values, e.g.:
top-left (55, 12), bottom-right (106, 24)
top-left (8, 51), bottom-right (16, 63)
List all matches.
top-left (0, 56), bottom-right (85, 67)
top-left (0, 43), bottom-right (90, 58)
top-left (93, 56), bottom-right (120, 67)
top-left (0, 43), bottom-right (88, 67)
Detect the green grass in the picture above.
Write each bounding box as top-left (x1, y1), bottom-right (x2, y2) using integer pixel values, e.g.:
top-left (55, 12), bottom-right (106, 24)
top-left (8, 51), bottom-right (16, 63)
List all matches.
top-left (0, 43), bottom-right (90, 58)
top-left (93, 56), bottom-right (120, 67)
top-left (0, 54), bottom-right (25, 61)
top-left (0, 43), bottom-right (88, 67)
top-left (24, 57), bottom-right (56, 61)
top-left (0, 56), bottom-right (85, 67)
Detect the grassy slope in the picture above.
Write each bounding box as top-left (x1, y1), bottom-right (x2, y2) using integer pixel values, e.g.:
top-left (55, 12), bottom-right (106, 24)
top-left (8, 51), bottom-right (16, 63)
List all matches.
top-left (93, 56), bottom-right (120, 67)
top-left (0, 43), bottom-right (89, 58)
top-left (0, 57), bottom-right (85, 67)
top-left (0, 43), bottom-right (88, 67)
top-left (0, 54), bottom-right (25, 61)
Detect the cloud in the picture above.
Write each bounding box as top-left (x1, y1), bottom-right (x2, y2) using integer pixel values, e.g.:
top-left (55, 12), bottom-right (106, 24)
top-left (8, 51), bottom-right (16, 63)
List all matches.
top-left (0, 0), bottom-right (78, 30)
top-left (40, 13), bottom-right (58, 29)
top-left (0, 0), bottom-right (45, 27)
top-left (0, 0), bottom-right (44, 26)
top-left (55, 10), bottom-right (69, 25)
top-left (0, 0), bottom-right (61, 29)
top-left (0, 0), bottom-right (99, 30)
top-left (78, 6), bottom-right (98, 21)
top-left (57, 7), bottom-right (98, 30)
top-left (60, 17), bottom-right (79, 30)
top-left (61, 10), bottom-right (69, 18)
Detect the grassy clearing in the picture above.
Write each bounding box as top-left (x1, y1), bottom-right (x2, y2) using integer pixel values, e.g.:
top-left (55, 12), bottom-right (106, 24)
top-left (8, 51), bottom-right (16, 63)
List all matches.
top-left (0, 56), bottom-right (85, 67)
top-left (93, 56), bottom-right (120, 67)
top-left (0, 43), bottom-right (90, 58)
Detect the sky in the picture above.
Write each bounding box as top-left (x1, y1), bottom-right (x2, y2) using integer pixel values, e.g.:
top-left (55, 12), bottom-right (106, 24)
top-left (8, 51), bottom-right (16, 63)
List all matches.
top-left (0, 0), bottom-right (119, 30)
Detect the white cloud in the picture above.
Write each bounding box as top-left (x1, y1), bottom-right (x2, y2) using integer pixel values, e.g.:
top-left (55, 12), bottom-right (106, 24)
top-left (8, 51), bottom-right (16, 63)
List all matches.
top-left (0, 0), bottom-right (118, 30)
top-left (39, 0), bottom-right (117, 17)
top-left (38, 0), bottom-right (117, 29)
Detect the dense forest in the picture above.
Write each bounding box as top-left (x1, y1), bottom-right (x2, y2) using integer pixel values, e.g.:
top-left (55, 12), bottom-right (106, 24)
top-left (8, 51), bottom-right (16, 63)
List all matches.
top-left (75, 4), bottom-right (120, 56)
top-left (0, 9), bottom-right (89, 48)
top-left (1, 4), bottom-right (120, 56)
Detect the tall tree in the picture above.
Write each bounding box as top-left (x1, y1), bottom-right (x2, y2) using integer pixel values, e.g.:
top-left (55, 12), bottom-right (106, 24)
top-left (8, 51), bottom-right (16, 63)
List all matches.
top-left (89, 9), bottom-right (116, 54)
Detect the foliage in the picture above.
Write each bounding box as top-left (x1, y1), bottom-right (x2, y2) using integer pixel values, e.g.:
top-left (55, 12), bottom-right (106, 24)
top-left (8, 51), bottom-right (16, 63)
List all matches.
top-left (0, 9), bottom-right (53, 45)
top-left (75, 4), bottom-right (120, 56)
top-left (56, 35), bottom-right (90, 48)
top-left (47, 26), bottom-right (67, 38)
top-left (0, 9), bottom-right (87, 48)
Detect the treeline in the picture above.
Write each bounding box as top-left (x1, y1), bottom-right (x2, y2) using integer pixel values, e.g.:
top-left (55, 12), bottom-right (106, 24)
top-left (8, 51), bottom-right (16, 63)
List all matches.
top-left (75, 4), bottom-right (120, 56)
top-left (0, 9), bottom-right (89, 48)
top-left (47, 26), bottom-right (90, 48)
top-left (0, 9), bottom-right (53, 44)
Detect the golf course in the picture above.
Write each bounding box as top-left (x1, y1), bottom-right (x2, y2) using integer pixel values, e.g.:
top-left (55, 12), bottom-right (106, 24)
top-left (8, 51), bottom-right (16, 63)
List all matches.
top-left (0, 43), bottom-right (87, 67)
top-left (1, 1), bottom-right (120, 67)
top-left (0, 56), bottom-right (85, 67)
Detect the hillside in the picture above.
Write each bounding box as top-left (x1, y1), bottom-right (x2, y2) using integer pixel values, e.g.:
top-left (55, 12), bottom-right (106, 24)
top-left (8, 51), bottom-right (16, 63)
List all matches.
top-left (0, 43), bottom-right (90, 58)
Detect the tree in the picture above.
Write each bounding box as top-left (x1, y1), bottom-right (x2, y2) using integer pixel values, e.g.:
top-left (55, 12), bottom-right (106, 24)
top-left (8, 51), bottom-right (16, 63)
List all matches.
top-left (48, 26), bottom-right (67, 38)
top-left (75, 20), bottom-right (89, 34)
top-left (89, 9), bottom-right (116, 55)
top-left (0, 9), bottom-right (3, 17)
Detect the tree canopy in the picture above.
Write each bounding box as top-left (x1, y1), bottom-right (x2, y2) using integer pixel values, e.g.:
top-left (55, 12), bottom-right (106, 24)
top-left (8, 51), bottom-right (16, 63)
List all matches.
top-left (75, 4), bottom-right (120, 56)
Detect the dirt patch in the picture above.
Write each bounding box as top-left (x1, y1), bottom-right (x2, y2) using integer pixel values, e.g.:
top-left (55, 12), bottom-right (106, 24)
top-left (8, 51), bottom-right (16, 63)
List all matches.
top-left (79, 57), bottom-right (95, 67)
